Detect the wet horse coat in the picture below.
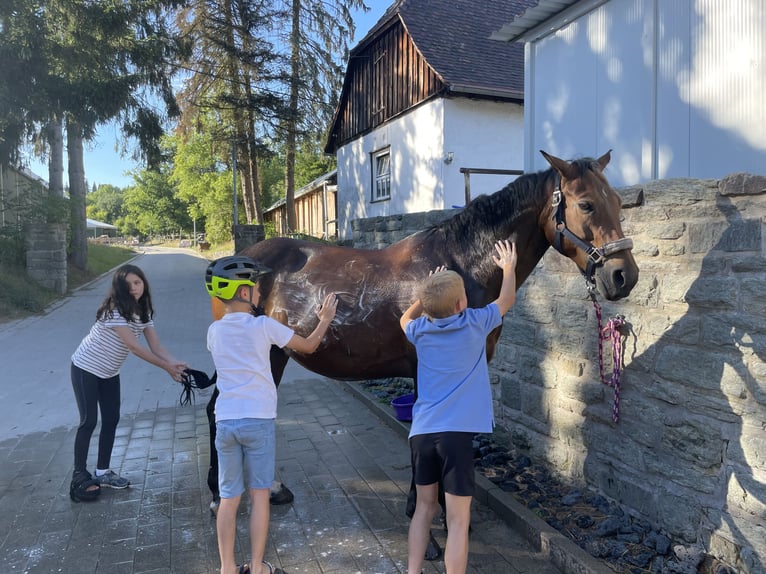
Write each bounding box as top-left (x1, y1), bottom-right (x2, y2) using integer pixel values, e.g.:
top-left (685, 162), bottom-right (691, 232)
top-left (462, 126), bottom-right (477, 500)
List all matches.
top-left (206, 151), bottom-right (639, 530)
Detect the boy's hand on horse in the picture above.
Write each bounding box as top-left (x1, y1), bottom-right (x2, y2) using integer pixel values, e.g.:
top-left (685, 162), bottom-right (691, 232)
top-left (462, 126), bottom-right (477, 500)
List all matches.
top-left (492, 240), bottom-right (517, 273)
top-left (429, 265), bottom-right (448, 276)
top-left (316, 292), bottom-right (338, 324)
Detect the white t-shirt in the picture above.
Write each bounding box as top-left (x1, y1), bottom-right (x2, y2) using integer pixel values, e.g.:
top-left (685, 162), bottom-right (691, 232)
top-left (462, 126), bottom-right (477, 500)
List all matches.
top-left (207, 312), bottom-right (294, 422)
top-left (72, 311), bottom-right (153, 379)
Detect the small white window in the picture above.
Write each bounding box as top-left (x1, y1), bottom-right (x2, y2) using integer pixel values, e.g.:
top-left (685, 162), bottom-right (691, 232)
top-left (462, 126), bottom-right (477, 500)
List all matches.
top-left (372, 148), bottom-right (391, 202)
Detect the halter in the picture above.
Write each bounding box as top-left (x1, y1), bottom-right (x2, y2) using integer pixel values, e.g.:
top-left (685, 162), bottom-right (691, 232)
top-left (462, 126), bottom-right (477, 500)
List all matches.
top-left (551, 187), bottom-right (634, 287)
top-left (550, 182), bottom-right (631, 423)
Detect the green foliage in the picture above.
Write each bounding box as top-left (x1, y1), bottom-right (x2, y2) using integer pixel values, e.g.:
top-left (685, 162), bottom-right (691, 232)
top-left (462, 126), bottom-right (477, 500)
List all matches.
top-left (85, 243), bottom-right (136, 275)
top-left (86, 184), bottom-right (124, 224)
top-left (171, 132), bottom-right (234, 244)
top-left (123, 164), bottom-right (192, 237)
top-left (0, 228), bottom-right (25, 266)
top-left (0, 242), bottom-right (136, 322)
top-left (0, 261), bottom-right (57, 316)
top-left (263, 221), bottom-right (278, 239)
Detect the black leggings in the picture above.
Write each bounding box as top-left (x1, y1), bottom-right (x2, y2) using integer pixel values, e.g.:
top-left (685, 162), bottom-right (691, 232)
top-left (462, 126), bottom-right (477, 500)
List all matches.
top-left (71, 363), bottom-right (121, 473)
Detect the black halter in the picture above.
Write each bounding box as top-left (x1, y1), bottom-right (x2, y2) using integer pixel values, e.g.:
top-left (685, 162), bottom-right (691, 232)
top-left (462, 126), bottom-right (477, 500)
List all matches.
top-left (551, 187), bottom-right (634, 287)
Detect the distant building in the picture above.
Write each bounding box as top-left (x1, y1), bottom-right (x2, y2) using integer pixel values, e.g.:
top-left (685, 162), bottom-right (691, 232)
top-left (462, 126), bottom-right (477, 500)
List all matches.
top-left (0, 165), bottom-right (48, 229)
top-left (263, 170), bottom-right (337, 240)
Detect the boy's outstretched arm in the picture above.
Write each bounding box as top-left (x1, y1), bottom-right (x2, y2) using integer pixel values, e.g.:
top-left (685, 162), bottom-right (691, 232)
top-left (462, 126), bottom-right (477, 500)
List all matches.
top-left (286, 292), bottom-right (338, 354)
top-left (400, 299), bottom-right (423, 332)
top-left (491, 240), bottom-right (518, 316)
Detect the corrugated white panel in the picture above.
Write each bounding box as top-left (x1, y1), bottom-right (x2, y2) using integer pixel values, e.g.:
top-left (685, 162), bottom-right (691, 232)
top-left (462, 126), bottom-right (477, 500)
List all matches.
top-left (526, 0), bottom-right (766, 181)
top-left (655, 0), bottom-right (692, 178)
top-left (685, 0), bottom-right (766, 177)
top-left (527, 0), bottom-right (652, 185)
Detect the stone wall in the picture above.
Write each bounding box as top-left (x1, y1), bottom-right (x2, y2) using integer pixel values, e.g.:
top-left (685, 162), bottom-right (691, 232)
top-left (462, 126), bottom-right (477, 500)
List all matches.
top-left (350, 174), bottom-right (766, 573)
top-left (25, 223), bottom-right (67, 294)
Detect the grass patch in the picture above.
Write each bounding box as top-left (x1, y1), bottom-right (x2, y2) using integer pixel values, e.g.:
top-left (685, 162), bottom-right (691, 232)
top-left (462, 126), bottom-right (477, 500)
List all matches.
top-left (0, 243), bottom-right (137, 323)
top-left (0, 262), bottom-right (59, 320)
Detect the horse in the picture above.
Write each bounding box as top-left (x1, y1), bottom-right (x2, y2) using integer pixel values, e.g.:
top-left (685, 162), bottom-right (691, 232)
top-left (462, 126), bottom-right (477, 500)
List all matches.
top-left (206, 150), bottom-right (639, 555)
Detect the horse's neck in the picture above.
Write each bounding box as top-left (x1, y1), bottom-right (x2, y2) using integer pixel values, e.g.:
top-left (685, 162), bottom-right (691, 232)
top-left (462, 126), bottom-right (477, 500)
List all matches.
top-left (458, 203), bottom-right (551, 304)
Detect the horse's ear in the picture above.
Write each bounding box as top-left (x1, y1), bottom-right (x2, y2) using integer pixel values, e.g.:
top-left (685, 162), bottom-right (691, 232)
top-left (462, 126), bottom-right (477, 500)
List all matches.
top-left (596, 149), bottom-right (612, 170)
top-left (540, 150), bottom-right (576, 180)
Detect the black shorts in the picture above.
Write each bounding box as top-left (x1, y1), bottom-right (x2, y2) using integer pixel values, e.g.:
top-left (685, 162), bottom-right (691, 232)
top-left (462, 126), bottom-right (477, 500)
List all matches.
top-left (409, 432), bottom-right (475, 497)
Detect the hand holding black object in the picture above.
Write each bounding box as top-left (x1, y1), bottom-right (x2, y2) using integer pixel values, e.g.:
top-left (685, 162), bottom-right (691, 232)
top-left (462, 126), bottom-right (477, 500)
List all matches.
top-left (178, 369), bottom-right (217, 406)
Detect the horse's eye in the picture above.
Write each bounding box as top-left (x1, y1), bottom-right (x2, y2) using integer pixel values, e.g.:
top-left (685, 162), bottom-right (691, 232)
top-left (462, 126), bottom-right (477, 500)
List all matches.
top-left (578, 201), bottom-right (595, 213)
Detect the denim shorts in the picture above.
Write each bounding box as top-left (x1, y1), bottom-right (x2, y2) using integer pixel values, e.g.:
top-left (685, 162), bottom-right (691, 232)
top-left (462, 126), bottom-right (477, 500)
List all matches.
top-left (215, 418), bottom-right (275, 498)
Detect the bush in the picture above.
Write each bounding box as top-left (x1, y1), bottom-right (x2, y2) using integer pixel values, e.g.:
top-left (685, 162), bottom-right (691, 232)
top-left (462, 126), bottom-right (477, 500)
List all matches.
top-left (0, 228), bottom-right (25, 266)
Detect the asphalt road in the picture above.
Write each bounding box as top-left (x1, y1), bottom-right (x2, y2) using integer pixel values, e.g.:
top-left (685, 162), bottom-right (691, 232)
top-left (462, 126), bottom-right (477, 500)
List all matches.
top-left (0, 247), bottom-right (215, 438)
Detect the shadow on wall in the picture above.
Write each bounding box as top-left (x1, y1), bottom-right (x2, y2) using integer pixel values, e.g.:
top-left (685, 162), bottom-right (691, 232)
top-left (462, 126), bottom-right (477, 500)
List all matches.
top-left (605, 194), bottom-right (765, 572)
top-left (499, 179), bottom-right (765, 572)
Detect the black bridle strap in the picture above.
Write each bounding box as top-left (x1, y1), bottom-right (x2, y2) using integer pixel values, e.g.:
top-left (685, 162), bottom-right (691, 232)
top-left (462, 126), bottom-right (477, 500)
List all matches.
top-left (552, 188), bottom-right (634, 279)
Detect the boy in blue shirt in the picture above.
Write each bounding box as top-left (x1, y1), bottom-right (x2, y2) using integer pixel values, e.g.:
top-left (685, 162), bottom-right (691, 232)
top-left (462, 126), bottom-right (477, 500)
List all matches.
top-left (400, 240), bottom-right (517, 574)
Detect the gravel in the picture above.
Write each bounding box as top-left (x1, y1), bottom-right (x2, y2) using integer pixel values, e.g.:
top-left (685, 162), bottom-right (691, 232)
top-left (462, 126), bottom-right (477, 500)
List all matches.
top-left (361, 379), bottom-right (738, 574)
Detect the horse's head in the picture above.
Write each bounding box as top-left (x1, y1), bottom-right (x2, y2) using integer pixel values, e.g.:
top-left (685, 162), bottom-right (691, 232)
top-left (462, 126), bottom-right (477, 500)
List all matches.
top-left (540, 150), bottom-right (639, 301)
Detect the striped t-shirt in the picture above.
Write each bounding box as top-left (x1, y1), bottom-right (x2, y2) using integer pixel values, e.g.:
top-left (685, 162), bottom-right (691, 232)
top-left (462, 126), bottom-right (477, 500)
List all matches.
top-left (72, 311), bottom-right (153, 379)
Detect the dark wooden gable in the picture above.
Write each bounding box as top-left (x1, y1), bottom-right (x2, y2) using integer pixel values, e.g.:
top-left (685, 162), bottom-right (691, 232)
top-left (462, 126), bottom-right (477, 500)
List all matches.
top-left (325, 0), bottom-right (535, 154)
top-left (325, 17), bottom-right (445, 153)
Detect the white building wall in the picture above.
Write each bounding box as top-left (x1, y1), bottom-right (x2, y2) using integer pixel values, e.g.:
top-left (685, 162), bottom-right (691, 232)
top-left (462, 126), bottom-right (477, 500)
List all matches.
top-left (336, 98), bottom-right (524, 240)
top-left (443, 98), bottom-right (525, 206)
top-left (523, 0), bottom-right (766, 184)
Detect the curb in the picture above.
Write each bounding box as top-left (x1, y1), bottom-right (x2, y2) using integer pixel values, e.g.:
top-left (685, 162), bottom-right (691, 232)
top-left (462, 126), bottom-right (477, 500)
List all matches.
top-left (339, 381), bottom-right (614, 574)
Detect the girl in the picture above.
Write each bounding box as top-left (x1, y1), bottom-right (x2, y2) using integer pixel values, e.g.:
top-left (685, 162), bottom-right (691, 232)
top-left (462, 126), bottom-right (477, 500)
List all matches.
top-left (69, 264), bottom-right (187, 502)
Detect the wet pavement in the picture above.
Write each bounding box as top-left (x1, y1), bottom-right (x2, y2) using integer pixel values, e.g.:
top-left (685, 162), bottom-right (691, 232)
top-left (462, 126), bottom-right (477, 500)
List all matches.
top-left (0, 247), bottom-right (607, 574)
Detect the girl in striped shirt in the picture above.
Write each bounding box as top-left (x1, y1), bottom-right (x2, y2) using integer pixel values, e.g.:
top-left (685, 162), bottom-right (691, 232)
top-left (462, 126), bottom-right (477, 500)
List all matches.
top-left (69, 264), bottom-right (187, 502)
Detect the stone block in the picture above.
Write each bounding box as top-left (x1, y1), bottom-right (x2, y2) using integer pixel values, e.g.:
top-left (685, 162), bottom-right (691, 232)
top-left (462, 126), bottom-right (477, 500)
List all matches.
top-left (718, 172), bottom-right (766, 196)
top-left (688, 219), bottom-right (761, 253)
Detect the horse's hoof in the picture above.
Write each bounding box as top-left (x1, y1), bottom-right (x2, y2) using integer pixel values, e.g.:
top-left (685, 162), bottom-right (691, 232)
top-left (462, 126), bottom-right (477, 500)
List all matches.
top-left (425, 532), bottom-right (442, 561)
top-left (270, 483), bottom-right (294, 505)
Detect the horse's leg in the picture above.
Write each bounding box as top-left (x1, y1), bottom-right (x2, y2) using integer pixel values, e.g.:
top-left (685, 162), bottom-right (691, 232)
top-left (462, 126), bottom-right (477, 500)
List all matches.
top-left (268, 345), bottom-right (295, 505)
top-left (407, 374), bottom-right (444, 561)
top-left (206, 385), bottom-right (220, 516)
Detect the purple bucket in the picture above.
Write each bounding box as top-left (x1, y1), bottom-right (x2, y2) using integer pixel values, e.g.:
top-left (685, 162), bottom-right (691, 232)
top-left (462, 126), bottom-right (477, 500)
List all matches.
top-left (390, 393), bottom-right (415, 422)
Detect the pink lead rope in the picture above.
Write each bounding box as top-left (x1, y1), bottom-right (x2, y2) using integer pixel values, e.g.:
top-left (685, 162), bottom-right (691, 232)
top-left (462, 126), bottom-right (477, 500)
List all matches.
top-left (591, 296), bottom-right (626, 423)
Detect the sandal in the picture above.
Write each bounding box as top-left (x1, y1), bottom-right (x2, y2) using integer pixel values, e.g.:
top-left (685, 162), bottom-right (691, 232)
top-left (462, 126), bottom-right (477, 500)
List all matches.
top-left (262, 560), bottom-right (286, 574)
top-left (236, 565), bottom-right (250, 574)
top-left (70, 470), bottom-right (101, 502)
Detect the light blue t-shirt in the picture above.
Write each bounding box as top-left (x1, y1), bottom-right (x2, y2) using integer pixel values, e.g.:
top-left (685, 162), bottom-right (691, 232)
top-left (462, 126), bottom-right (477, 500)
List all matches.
top-left (404, 304), bottom-right (502, 438)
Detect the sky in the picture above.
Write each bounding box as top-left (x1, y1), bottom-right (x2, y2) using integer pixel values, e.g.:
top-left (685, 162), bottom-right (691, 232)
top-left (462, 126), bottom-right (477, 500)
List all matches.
top-left (24, 0), bottom-right (391, 189)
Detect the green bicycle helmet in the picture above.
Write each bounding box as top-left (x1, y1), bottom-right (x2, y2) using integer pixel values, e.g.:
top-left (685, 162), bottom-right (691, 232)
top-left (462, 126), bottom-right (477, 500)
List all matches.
top-left (205, 256), bottom-right (271, 300)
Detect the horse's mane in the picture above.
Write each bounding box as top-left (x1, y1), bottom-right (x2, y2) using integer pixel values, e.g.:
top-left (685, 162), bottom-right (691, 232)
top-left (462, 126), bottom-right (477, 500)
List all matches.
top-left (432, 167), bottom-right (556, 248)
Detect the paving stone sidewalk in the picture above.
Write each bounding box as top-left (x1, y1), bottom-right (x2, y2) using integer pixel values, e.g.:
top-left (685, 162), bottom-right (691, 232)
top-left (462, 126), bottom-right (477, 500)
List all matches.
top-left (0, 373), bottom-right (564, 574)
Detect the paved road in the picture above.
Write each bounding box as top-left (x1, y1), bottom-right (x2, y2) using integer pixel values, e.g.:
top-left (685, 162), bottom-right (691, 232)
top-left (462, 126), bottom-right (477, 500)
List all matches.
top-left (0, 247), bottom-right (214, 436)
top-left (0, 247), bottom-right (574, 574)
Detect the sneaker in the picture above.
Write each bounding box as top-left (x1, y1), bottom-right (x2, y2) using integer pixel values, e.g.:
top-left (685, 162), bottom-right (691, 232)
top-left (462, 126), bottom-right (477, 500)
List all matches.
top-left (96, 470), bottom-right (130, 489)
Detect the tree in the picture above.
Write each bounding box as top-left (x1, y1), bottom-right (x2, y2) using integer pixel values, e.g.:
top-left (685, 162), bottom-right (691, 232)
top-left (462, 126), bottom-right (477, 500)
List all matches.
top-left (123, 167), bottom-right (191, 239)
top-left (1, 0), bottom-right (189, 268)
top-left (279, 0), bottom-right (366, 232)
top-left (176, 0), bottom-right (290, 231)
top-left (171, 132), bottom-right (236, 244)
top-left (87, 184), bottom-right (124, 224)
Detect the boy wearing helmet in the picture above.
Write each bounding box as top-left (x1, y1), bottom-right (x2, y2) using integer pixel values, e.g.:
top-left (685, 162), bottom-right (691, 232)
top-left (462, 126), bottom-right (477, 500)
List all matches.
top-left (205, 256), bottom-right (337, 574)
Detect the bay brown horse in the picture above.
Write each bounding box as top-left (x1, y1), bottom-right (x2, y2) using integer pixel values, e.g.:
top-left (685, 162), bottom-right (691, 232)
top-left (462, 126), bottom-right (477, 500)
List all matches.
top-left (206, 150), bottom-right (638, 552)
top-left (224, 150), bottom-right (637, 379)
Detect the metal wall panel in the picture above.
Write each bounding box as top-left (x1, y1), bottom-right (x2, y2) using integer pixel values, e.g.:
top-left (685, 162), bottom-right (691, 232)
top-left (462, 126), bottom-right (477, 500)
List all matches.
top-left (525, 0), bottom-right (766, 182)
top-left (685, 0), bottom-right (766, 177)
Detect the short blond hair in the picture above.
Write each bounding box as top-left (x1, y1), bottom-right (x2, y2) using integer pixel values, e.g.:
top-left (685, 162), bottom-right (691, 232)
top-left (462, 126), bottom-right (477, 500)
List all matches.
top-left (418, 270), bottom-right (465, 319)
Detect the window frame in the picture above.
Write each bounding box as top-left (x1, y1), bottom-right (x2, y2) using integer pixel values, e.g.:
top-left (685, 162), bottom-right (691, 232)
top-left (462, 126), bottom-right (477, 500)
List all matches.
top-left (371, 147), bottom-right (391, 203)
